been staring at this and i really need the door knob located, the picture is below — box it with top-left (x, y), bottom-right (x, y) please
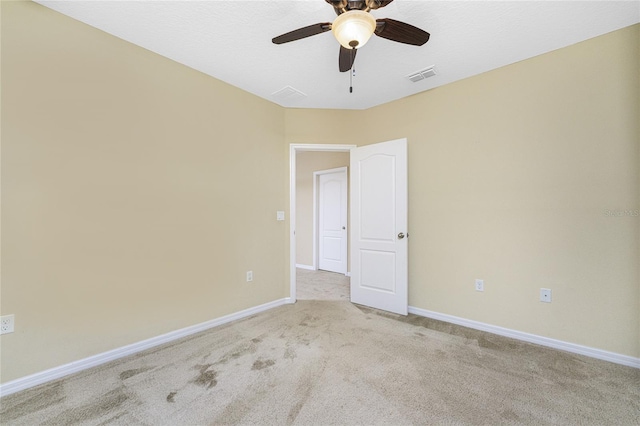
top-left (342, 226), bottom-right (346, 230)
top-left (398, 232), bottom-right (405, 239)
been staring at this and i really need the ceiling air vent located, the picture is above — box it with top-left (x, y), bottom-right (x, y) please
top-left (272, 86), bottom-right (307, 102)
top-left (407, 65), bottom-right (436, 83)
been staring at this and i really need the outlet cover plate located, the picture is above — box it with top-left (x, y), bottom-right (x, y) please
top-left (1, 315), bottom-right (15, 334)
top-left (475, 279), bottom-right (484, 292)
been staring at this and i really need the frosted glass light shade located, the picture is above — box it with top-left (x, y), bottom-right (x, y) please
top-left (332, 10), bottom-right (376, 49)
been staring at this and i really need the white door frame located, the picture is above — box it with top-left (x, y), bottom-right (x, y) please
top-left (314, 166), bottom-right (348, 274)
top-left (289, 144), bottom-right (357, 303)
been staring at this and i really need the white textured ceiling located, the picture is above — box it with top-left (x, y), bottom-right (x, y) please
top-left (35, 0), bottom-right (639, 110)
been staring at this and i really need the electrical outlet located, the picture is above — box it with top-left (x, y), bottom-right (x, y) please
top-left (1, 315), bottom-right (15, 335)
top-left (540, 288), bottom-right (552, 303)
top-left (246, 271), bottom-right (253, 282)
top-left (475, 279), bottom-right (484, 292)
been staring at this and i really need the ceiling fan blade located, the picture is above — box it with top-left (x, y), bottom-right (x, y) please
top-left (272, 23), bottom-right (332, 44)
top-left (339, 46), bottom-right (357, 72)
top-left (375, 18), bottom-right (430, 46)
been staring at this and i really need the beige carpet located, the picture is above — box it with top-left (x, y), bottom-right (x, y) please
top-left (1, 300), bottom-right (638, 425)
top-left (296, 268), bottom-right (350, 301)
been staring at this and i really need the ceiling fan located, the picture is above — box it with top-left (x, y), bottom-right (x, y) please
top-left (272, 0), bottom-right (430, 73)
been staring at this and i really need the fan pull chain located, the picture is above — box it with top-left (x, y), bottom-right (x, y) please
top-left (349, 47), bottom-right (355, 93)
top-left (349, 67), bottom-right (353, 93)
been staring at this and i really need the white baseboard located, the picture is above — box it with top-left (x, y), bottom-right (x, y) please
top-left (295, 264), bottom-right (315, 271)
top-left (408, 306), bottom-right (640, 369)
top-left (345, 272), bottom-right (351, 277)
top-left (0, 298), bottom-right (290, 397)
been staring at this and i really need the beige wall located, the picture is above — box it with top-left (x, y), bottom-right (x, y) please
top-left (295, 151), bottom-right (349, 268)
top-left (1, 1), bottom-right (638, 386)
top-left (1, 1), bottom-right (288, 382)
top-left (286, 24), bottom-right (640, 358)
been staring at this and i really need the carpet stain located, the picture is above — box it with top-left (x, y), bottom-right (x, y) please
top-left (477, 336), bottom-right (502, 350)
top-left (252, 359), bottom-right (276, 370)
top-left (435, 349), bottom-right (448, 360)
top-left (500, 409), bottom-right (521, 422)
top-left (215, 343), bottom-right (257, 364)
top-left (214, 395), bottom-right (254, 424)
top-left (119, 366), bottom-right (153, 380)
top-left (550, 356), bottom-right (590, 380)
top-left (477, 335), bottom-right (519, 351)
top-left (286, 388), bottom-right (308, 425)
top-left (96, 412), bottom-right (128, 425)
top-left (251, 337), bottom-right (262, 343)
top-left (297, 337), bottom-right (311, 346)
top-left (47, 387), bottom-right (129, 425)
top-left (299, 314), bottom-right (320, 327)
top-left (286, 377), bottom-right (316, 425)
top-left (0, 381), bottom-right (66, 422)
top-left (284, 346), bottom-right (296, 360)
top-left (166, 391), bottom-right (177, 403)
top-left (192, 364), bottom-right (218, 388)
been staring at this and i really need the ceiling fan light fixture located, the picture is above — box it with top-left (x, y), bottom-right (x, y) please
top-left (332, 10), bottom-right (376, 49)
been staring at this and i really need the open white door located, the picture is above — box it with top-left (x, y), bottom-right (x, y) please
top-left (350, 138), bottom-right (408, 315)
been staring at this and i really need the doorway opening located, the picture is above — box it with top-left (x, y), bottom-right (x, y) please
top-left (289, 144), bottom-right (356, 303)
